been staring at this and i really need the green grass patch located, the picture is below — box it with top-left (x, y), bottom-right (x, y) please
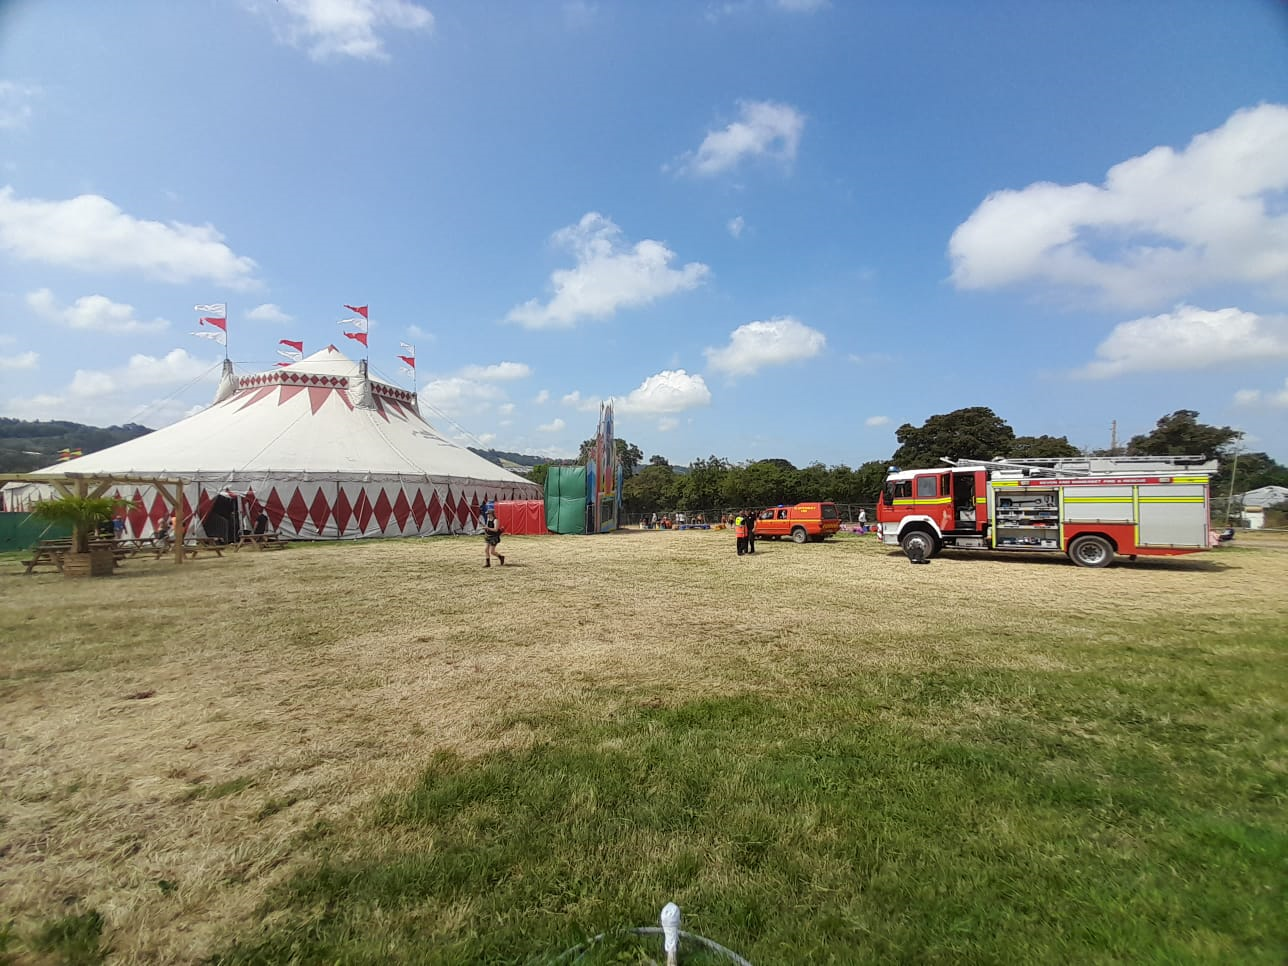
top-left (216, 621), bottom-right (1287, 965)
top-left (185, 776), bottom-right (255, 802)
top-left (33, 909), bottom-right (109, 965)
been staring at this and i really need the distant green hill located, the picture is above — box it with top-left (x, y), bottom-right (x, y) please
top-left (0, 418), bottom-right (154, 474)
top-left (469, 448), bottom-right (578, 473)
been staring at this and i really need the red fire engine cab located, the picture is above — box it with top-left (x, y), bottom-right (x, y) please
top-left (876, 456), bottom-right (1218, 567)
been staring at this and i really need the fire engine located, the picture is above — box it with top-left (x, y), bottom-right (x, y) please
top-left (876, 456), bottom-right (1218, 567)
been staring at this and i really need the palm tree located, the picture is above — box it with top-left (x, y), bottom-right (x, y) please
top-left (29, 495), bottom-right (126, 554)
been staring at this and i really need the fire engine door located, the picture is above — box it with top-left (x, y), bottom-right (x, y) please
top-left (952, 473), bottom-right (978, 530)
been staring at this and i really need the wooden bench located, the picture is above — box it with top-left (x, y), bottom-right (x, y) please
top-left (21, 539), bottom-right (71, 574)
top-left (21, 539), bottom-right (129, 573)
top-left (183, 537), bottom-right (226, 558)
top-left (235, 532), bottom-right (287, 551)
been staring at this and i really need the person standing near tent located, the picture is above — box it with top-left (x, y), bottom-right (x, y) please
top-left (858, 507), bottom-right (867, 533)
top-left (483, 511), bottom-right (505, 567)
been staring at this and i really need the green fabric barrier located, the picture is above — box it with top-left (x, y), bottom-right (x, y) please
top-left (544, 467), bottom-right (587, 534)
top-left (0, 512), bottom-right (70, 553)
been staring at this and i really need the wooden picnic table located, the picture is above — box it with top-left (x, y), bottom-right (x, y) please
top-left (21, 538), bottom-right (132, 574)
top-left (235, 532), bottom-right (288, 551)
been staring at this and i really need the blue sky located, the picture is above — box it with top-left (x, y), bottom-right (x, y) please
top-left (1, 0), bottom-right (1286, 466)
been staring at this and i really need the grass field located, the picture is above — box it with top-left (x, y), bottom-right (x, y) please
top-left (1, 530), bottom-right (1285, 964)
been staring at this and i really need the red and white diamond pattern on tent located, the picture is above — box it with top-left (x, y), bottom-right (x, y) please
top-left (93, 481), bottom-right (533, 541)
top-left (392, 489), bottom-right (412, 532)
top-left (149, 491), bottom-right (169, 532)
top-left (308, 487), bottom-right (332, 535)
top-left (264, 488), bottom-right (287, 532)
top-left (285, 487), bottom-right (311, 534)
top-left (195, 489), bottom-right (214, 530)
top-left (242, 487), bottom-right (263, 523)
top-left (353, 489), bottom-right (375, 534)
top-left (333, 487), bottom-right (354, 537)
top-left (371, 489), bottom-right (394, 531)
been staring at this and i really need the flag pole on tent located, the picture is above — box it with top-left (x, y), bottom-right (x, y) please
top-left (339, 304), bottom-right (369, 359)
top-left (193, 302), bottom-right (228, 357)
top-left (398, 342), bottom-right (417, 393)
top-left (277, 338), bottom-right (304, 367)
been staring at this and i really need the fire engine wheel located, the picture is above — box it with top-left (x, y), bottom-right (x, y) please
top-left (1069, 534), bottom-right (1114, 568)
top-left (791, 527), bottom-right (808, 544)
top-left (900, 530), bottom-right (937, 560)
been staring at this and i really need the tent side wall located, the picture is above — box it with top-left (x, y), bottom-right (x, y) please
top-left (103, 477), bottom-right (541, 541)
top-left (544, 467), bottom-right (587, 534)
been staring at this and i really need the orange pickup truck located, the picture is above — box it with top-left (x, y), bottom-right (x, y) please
top-left (753, 501), bottom-right (840, 543)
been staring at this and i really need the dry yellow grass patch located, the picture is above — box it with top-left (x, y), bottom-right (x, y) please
top-left (1, 531), bottom-right (1284, 962)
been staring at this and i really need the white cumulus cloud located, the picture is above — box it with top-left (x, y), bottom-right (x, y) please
top-left (727, 215), bottom-right (746, 239)
top-left (615, 370), bottom-right (712, 415)
top-left (865, 415), bottom-right (889, 427)
top-left (507, 213), bottom-right (709, 329)
top-left (0, 187), bottom-right (258, 287)
top-left (458, 361), bottom-right (532, 381)
top-left (27, 288), bottom-right (169, 334)
top-left (949, 103), bottom-right (1288, 309)
top-left (677, 100), bottom-right (805, 177)
top-left (0, 351), bottom-right (38, 370)
top-left (538, 418), bottom-right (566, 432)
top-left (247, 303), bottom-right (292, 323)
top-left (1074, 304), bottom-right (1288, 379)
top-left (534, 389), bottom-right (550, 404)
top-left (1234, 379), bottom-right (1288, 408)
top-left (264, 0), bottom-right (434, 61)
top-left (2, 349), bottom-right (219, 425)
top-left (419, 376), bottom-right (505, 416)
top-left (704, 316), bottom-right (826, 376)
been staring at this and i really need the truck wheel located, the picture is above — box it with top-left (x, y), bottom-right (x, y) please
top-left (1068, 535), bottom-right (1114, 568)
top-left (900, 530), bottom-right (936, 560)
top-left (791, 527), bottom-right (808, 544)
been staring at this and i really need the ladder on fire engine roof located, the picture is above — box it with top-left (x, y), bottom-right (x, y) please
top-left (938, 455), bottom-right (1220, 478)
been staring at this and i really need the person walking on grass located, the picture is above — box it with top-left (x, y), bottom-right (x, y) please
top-left (483, 511), bottom-right (505, 567)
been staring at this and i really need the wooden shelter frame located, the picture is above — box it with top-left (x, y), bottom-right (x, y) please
top-left (1, 472), bottom-right (191, 565)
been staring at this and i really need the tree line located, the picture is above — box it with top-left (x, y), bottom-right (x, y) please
top-left (524, 408), bottom-right (1288, 516)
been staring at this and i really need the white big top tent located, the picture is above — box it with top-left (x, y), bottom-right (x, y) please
top-left (8, 346), bottom-right (541, 540)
